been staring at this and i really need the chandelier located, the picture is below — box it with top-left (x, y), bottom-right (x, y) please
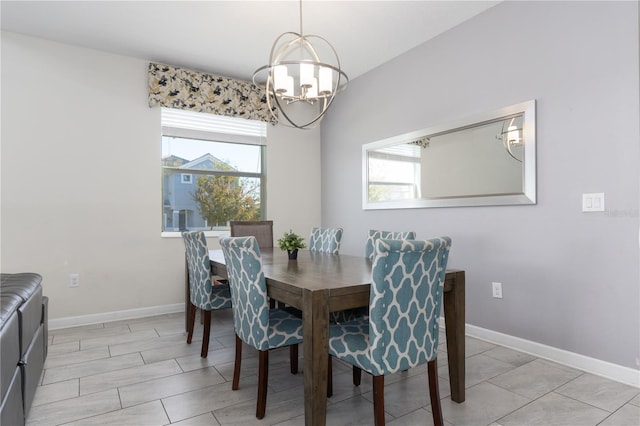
top-left (252, 0), bottom-right (348, 129)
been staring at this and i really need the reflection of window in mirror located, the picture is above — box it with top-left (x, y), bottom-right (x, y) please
top-left (367, 144), bottom-right (421, 201)
top-left (362, 99), bottom-right (536, 209)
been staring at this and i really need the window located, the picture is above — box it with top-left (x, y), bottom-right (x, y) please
top-left (161, 108), bottom-right (267, 235)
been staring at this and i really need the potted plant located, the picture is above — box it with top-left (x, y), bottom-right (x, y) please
top-left (277, 230), bottom-right (307, 260)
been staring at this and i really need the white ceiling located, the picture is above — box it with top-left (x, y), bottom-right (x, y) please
top-left (1, 1), bottom-right (500, 82)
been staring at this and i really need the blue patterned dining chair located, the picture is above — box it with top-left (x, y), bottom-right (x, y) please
top-left (328, 229), bottom-right (418, 386)
top-left (219, 236), bottom-right (304, 420)
top-left (365, 229), bottom-right (416, 261)
top-left (182, 231), bottom-right (232, 358)
top-left (328, 237), bottom-right (452, 426)
top-left (306, 227), bottom-right (352, 323)
top-left (308, 227), bottom-right (343, 255)
top-left (337, 229), bottom-right (415, 325)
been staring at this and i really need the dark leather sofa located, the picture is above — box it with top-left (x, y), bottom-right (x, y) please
top-left (0, 273), bottom-right (48, 426)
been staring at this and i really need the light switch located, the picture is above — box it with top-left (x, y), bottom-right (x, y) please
top-left (582, 193), bottom-right (605, 212)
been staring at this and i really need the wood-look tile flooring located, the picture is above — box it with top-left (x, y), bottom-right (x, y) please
top-left (29, 310), bottom-right (639, 425)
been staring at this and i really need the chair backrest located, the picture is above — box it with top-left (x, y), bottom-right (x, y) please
top-left (182, 231), bottom-right (214, 310)
top-left (308, 227), bottom-right (343, 254)
top-left (230, 220), bottom-right (273, 248)
top-left (368, 237), bottom-right (451, 376)
top-left (365, 229), bottom-right (416, 261)
top-left (218, 236), bottom-right (271, 351)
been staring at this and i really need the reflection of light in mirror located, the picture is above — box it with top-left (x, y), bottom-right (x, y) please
top-left (497, 115), bottom-right (524, 162)
top-left (507, 124), bottom-right (520, 145)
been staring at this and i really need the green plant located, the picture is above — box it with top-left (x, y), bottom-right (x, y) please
top-left (277, 230), bottom-right (307, 252)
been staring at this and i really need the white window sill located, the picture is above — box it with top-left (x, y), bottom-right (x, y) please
top-left (161, 230), bottom-right (231, 238)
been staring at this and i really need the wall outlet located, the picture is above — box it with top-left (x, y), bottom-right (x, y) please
top-left (69, 273), bottom-right (80, 288)
top-left (492, 282), bottom-right (503, 299)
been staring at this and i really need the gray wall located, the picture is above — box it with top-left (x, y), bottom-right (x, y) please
top-left (321, 1), bottom-right (639, 369)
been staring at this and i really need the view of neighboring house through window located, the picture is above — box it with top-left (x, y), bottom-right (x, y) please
top-left (161, 108), bottom-right (266, 234)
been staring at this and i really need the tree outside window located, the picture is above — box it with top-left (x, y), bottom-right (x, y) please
top-left (192, 174), bottom-right (260, 229)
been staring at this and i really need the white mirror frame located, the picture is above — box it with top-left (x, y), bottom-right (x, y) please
top-left (362, 100), bottom-right (536, 210)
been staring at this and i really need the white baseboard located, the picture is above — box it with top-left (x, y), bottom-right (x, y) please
top-left (464, 323), bottom-right (640, 388)
top-left (48, 303), bottom-right (184, 330)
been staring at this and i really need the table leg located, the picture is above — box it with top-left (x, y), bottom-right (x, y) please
top-left (302, 289), bottom-right (329, 426)
top-left (443, 270), bottom-right (465, 403)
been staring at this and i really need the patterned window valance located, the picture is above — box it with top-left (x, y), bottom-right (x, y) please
top-left (148, 62), bottom-right (276, 124)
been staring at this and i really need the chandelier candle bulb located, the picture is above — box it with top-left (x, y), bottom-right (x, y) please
top-left (300, 63), bottom-right (314, 88)
top-left (307, 78), bottom-right (318, 98)
top-left (319, 67), bottom-right (332, 94)
top-left (285, 76), bottom-right (294, 97)
top-left (274, 65), bottom-right (289, 93)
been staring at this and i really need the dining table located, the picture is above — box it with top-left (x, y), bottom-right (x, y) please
top-left (202, 247), bottom-right (466, 426)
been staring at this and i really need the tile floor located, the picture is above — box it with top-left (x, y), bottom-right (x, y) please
top-left (29, 310), bottom-right (639, 425)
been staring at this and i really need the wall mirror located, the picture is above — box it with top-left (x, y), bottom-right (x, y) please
top-left (362, 100), bottom-right (536, 209)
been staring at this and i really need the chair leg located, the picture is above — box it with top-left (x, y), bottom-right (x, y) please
top-left (289, 344), bottom-right (298, 374)
top-left (232, 335), bottom-right (242, 390)
top-left (201, 310), bottom-right (212, 357)
top-left (353, 366), bottom-right (362, 386)
top-left (327, 356), bottom-right (333, 398)
top-left (428, 360), bottom-right (444, 426)
top-left (256, 350), bottom-right (269, 419)
top-left (186, 302), bottom-right (197, 344)
top-left (372, 375), bottom-right (385, 426)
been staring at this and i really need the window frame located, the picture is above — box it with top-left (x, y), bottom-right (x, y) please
top-left (160, 109), bottom-right (267, 238)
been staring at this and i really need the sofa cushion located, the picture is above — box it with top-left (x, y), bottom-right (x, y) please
top-left (0, 274), bottom-right (42, 301)
top-left (0, 367), bottom-right (23, 426)
top-left (1, 273), bottom-right (43, 357)
top-left (17, 287), bottom-right (42, 357)
top-left (0, 293), bottom-right (22, 326)
top-left (0, 313), bottom-right (20, 402)
top-left (21, 325), bottom-right (44, 416)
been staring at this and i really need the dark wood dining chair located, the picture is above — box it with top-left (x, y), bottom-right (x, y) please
top-left (229, 220), bottom-right (273, 248)
top-left (230, 220), bottom-right (277, 306)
